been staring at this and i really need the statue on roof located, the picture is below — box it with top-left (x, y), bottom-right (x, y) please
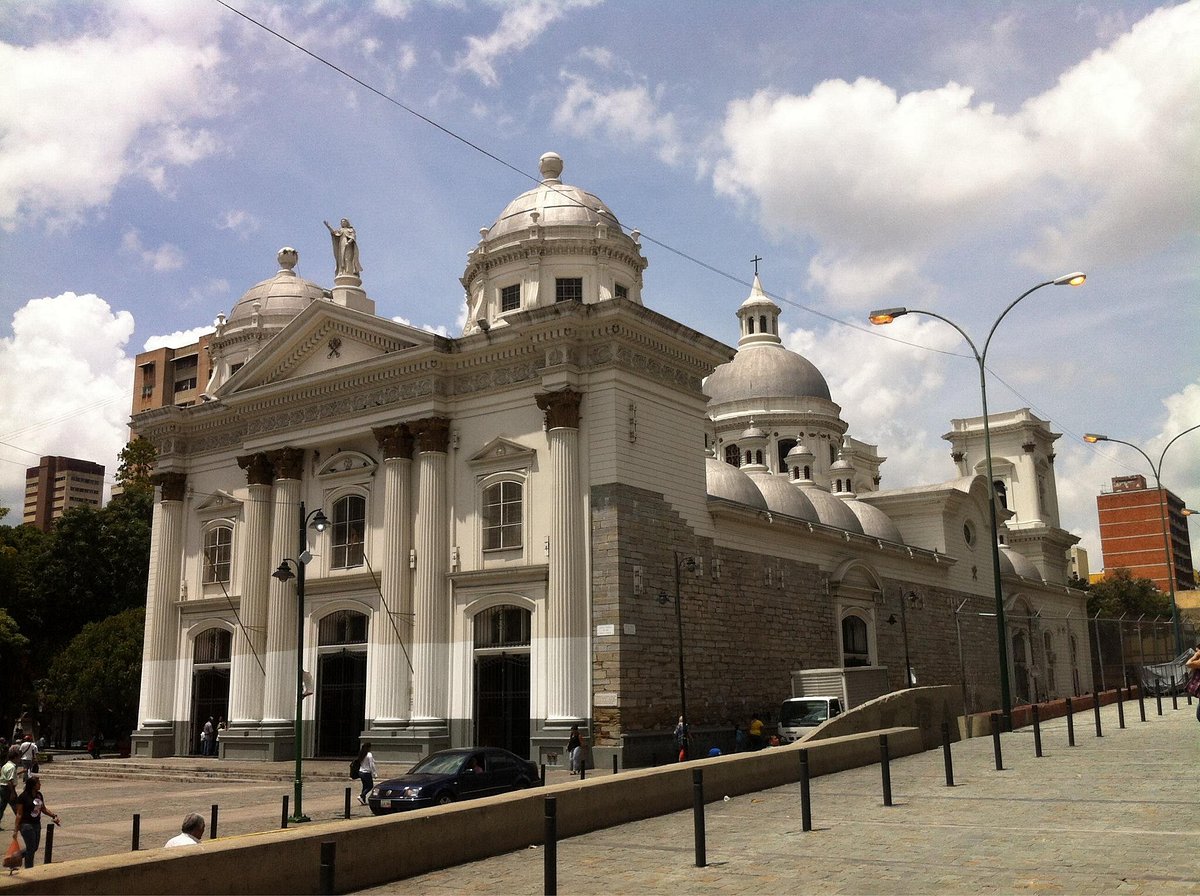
top-left (324, 218), bottom-right (363, 277)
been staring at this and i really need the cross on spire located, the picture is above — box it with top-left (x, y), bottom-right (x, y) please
top-left (751, 255), bottom-right (763, 276)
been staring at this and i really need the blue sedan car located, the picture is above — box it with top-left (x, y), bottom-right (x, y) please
top-left (367, 747), bottom-right (539, 815)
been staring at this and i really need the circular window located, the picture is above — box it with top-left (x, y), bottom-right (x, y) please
top-left (963, 521), bottom-right (976, 546)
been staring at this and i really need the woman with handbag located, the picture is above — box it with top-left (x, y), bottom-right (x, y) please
top-left (1185, 645), bottom-right (1200, 722)
top-left (11, 775), bottom-right (59, 869)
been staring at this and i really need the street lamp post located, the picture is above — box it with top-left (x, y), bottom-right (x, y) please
top-left (658, 551), bottom-right (697, 760)
top-left (271, 501), bottom-right (329, 824)
top-left (870, 272), bottom-right (1085, 723)
top-left (1083, 423), bottom-right (1200, 656)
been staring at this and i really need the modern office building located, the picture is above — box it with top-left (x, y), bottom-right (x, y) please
top-left (132, 335), bottom-right (214, 419)
top-left (131, 152), bottom-right (1091, 764)
top-left (23, 455), bottom-right (106, 531)
top-left (1096, 474), bottom-right (1195, 591)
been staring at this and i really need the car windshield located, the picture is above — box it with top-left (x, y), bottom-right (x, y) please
top-left (780, 700), bottom-right (830, 726)
top-left (410, 753), bottom-right (468, 775)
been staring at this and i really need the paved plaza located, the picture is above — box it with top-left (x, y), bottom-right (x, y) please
top-left (360, 699), bottom-right (1200, 895)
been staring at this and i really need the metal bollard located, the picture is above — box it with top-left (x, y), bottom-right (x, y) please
top-left (1031, 703), bottom-right (1043, 758)
top-left (941, 721), bottom-right (954, 787)
top-left (879, 734), bottom-right (893, 806)
top-left (44, 822), bottom-right (54, 864)
top-left (1172, 687), bottom-right (1178, 711)
top-left (345, 787), bottom-right (352, 819)
top-left (692, 769), bottom-right (707, 867)
top-left (799, 750), bottom-right (812, 831)
top-left (282, 795), bottom-right (290, 829)
top-left (132, 813), bottom-right (140, 851)
top-left (990, 713), bottom-right (1003, 770)
top-left (211, 803), bottom-right (218, 840)
top-left (319, 841), bottom-right (336, 896)
top-left (1188, 685), bottom-right (1193, 707)
top-left (1092, 691), bottom-right (1103, 737)
top-left (540, 762), bottom-right (546, 786)
top-left (1137, 686), bottom-right (1146, 722)
top-left (579, 760), bottom-right (586, 781)
top-left (613, 754), bottom-right (618, 775)
top-left (1117, 688), bottom-right (1126, 729)
top-left (544, 796), bottom-right (558, 896)
top-left (1066, 697), bottom-right (1075, 747)
top-left (1155, 688), bottom-right (1163, 716)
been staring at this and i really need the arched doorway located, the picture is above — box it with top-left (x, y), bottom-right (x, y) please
top-left (316, 610), bottom-right (367, 757)
top-left (191, 628), bottom-right (231, 756)
top-left (473, 605), bottom-right (531, 758)
top-left (1012, 631), bottom-right (1031, 705)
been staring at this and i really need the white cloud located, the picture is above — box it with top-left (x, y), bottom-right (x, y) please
top-left (0, 5), bottom-right (229, 230)
top-left (554, 73), bottom-right (683, 165)
top-left (120, 228), bottom-right (185, 272)
top-left (217, 210), bottom-right (261, 234)
top-left (456, 0), bottom-right (600, 86)
top-left (142, 326), bottom-right (215, 352)
top-left (373, 0), bottom-right (415, 19)
top-left (0, 293), bottom-right (135, 509)
top-left (711, 2), bottom-right (1200, 306)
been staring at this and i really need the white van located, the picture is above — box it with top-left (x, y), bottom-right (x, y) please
top-left (777, 696), bottom-right (842, 744)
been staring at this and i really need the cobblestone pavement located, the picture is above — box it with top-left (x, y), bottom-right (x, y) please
top-left (361, 699), bottom-right (1200, 895)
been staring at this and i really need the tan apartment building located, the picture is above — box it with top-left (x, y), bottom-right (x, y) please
top-left (23, 455), bottom-right (106, 531)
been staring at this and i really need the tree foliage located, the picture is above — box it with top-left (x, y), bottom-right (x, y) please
top-left (116, 437), bottom-right (157, 497)
top-left (1086, 568), bottom-right (1172, 619)
top-left (44, 607), bottom-right (144, 734)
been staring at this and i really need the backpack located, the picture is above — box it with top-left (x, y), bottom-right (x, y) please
top-left (349, 758), bottom-right (361, 780)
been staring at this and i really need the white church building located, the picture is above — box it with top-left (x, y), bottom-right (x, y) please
top-left (132, 152), bottom-right (1091, 765)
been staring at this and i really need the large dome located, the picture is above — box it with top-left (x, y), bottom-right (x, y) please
top-left (486, 152), bottom-right (622, 241)
top-left (228, 248), bottom-right (327, 324)
top-left (706, 343), bottom-right (832, 405)
top-left (999, 545), bottom-right (1043, 581)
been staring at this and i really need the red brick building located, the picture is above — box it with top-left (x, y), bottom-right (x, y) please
top-left (1096, 474), bottom-right (1195, 591)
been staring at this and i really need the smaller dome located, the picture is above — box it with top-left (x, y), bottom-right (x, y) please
top-left (228, 248), bottom-right (327, 324)
top-left (706, 454), bottom-right (768, 510)
top-left (799, 484), bottom-right (864, 533)
top-left (999, 545), bottom-right (1042, 581)
top-left (842, 500), bottom-right (904, 543)
top-left (746, 470), bottom-right (819, 522)
top-left (486, 153), bottom-right (623, 242)
top-left (740, 421), bottom-right (768, 441)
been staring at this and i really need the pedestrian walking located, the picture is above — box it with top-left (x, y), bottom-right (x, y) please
top-left (355, 743), bottom-right (377, 806)
top-left (12, 774), bottom-right (59, 868)
top-left (0, 748), bottom-right (17, 830)
top-left (201, 718), bottom-right (214, 757)
top-left (566, 725), bottom-right (583, 774)
top-left (673, 716), bottom-right (689, 761)
top-left (16, 737), bottom-right (36, 774)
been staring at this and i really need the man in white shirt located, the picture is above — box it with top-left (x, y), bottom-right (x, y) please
top-left (0, 747), bottom-right (17, 829)
top-left (165, 813), bottom-right (205, 847)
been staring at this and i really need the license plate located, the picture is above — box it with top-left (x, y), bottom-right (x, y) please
top-left (380, 800), bottom-right (392, 808)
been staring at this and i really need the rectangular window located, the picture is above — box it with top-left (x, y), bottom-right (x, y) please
top-left (614, 283), bottom-right (628, 300)
top-left (332, 495), bottom-right (366, 569)
top-left (482, 480), bottom-right (523, 550)
top-left (500, 283), bottom-right (521, 312)
top-left (202, 525), bottom-right (233, 584)
top-left (555, 277), bottom-right (583, 303)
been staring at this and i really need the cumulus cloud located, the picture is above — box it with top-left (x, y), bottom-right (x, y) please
top-left (217, 209), bottom-right (261, 234)
top-left (711, 2), bottom-right (1200, 306)
top-left (143, 326), bottom-right (215, 352)
top-left (121, 228), bottom-right (185, 271)
top-left (0, 4), bottom-right (230, 230)
top-left (0, 293), bottom-right (136, 509)
top-left (554, 73), bottom-right (683, 165)
top-left (456, 0), bottom-right (601, 86)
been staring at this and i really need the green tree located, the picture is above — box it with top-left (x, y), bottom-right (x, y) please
top-left (44, 607), bottom-right (144, 736)
top-left (116, 437), bottom-right (157, 497)
top-left (1086, 568), bottom-right (1171, 619)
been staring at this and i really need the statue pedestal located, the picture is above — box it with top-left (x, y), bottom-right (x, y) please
top-left (332, 274), bottom-right (374, 315)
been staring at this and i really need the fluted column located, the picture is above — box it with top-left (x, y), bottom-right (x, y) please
top-left (137, 472), bottom-right (187, 728)
top-left (410, 417), bottom-right (450, 724)
top-left (229, 453), bottom-right (274, 727)
top-left (536, 390), bottom-right (586, 722)
top-left (262, 448), bottom-right (303, 726)
top-left (369, 424), bottom-right (415, 726)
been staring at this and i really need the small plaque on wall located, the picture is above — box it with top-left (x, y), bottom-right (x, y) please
top-left (595, 623), bottom-right (616, 637)
top-left (594, 692), bottom-right (619, 707)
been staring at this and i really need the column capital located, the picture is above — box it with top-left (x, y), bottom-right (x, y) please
top-left (411, 417), bottom-right (452, 454)
top-left (151, 471), bottom-right (187, 502)
top-left (237, 452), bottom-right (276, 486)
top-left (373, 424), bottom-right (416, 460)
top-left (536, 390), bottom-right (583, 430)
top-left (267, 447), bottom-right (305, 480)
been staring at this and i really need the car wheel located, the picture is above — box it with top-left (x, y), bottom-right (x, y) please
top-left (514, 777), bottom-right (531, 790)
top-left (435, 792), bottom-right (455, 806)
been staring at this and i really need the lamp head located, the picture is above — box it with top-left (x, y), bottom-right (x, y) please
top-left (272, 561), bottom-right (295, 583)
top-left (310, 509), bottom-right (329, 532)
top-left (868, 307), bottom-right (908, 325)
top-left (1053, 271), bottom-right (1086, 286)
top-left (1082, 433), bottom-right (1108, 443)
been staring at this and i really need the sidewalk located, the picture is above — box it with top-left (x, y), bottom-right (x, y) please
top-left (360, 698), bottom-right (1200, 894)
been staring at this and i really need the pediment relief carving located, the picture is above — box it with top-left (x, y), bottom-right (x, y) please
top-left (317, 450), bottom-right (378, 484)
top-left (467, 437), bottom-right (536, 470)
top-left (196, 489), bottom-right (241, 517)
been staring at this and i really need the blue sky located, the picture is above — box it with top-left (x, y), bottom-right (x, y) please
top-left (1, 0), bottom-right (1197, 570)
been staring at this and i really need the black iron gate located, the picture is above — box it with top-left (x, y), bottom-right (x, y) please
top-left (474, 653), bottom-right (530, 758)
top-left (190, 669), bottom-right (229, 756)
top-left (316, 650), bottom-right (367, 757)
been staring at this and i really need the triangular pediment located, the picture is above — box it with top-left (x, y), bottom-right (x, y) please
top-left (197, 489), bottom-right (241, 516)
top-left (216, 302), bottom-right (445, 395)
top-left (467, 436), bottom-right (537, 468)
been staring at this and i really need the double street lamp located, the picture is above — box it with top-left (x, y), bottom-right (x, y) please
top-left (658, 551), bottom-right (697, 760)
top-left (271, 501), bottom-right (329, 824)
top-left (870, 272), bottom-right (1086, 723)
top-left (1083, 423), bottom-right (1200, 656)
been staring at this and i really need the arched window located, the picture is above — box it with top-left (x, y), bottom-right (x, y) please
top-left (331, 494), bottom-right (366, 569)
top-left (759, 315), bottom-right (768, 333)
top-left (747, 317), bottom-right (755, 334)
top-left (724, 444), bottom-right (740, 467)
top-left (483, 480), bottom-right (523, 550)
top-left (475, 604), bottom-right (531, 647)
top-left (842, 615), bottom-right (870, 667)
top-left (994, 480), bottom-right (1008, 509)
top-left (318, 609), bottom-right (368, 645)
top-left (804, 465), bottom-right (811, 481)
top-left (755, 450), bottom-right (764, 465)
top-left (777, 438), bottom-right (796, 472)
top-left (194, 628), bottom-right (232, 664)
top-left (202, 524), bottom-right (233, 584)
